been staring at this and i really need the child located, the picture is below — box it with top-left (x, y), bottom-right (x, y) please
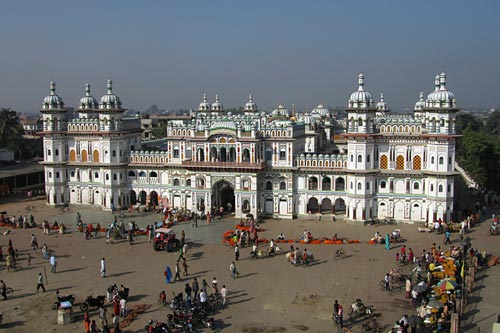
top-left (395, 252), bottom-right (400, 264)
top-left (27, 252), bottom-right (32, 265)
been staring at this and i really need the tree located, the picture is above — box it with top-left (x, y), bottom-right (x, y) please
top-left (0, 108), bottom-right (24, 158)
top-left (151, 124), bottom-right (167, 139)
top-left (455, 113), bottom-right (481, 134)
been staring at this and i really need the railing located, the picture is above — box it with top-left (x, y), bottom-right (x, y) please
top-left (182, 160), bottom-right (266, 170)
top-left (455, 162), bottom-right (478, 188)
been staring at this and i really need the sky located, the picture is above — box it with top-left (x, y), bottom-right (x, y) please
top-left (0, 1), bottom-right (499, 113)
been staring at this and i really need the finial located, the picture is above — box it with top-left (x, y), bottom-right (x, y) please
top-left (107, 78), bottom-right (113, 93)
top-left (50, 80), bottom-right (56, 95)
top-left (358, 73), bottom-right (365, 91)
top-left (419, 91), bottom-right (424, 100)
top-left (439, 72), bottom-right (446, 89)
top-left (215, 94), bottom-right (219, 102)
top-left (85, 83), bottom-right (91, 96)
top-left (249, 94), bottom-right (253, 102)
top-left (203, 93), bottom-right (207, 102)
top-left (434, 75), bottom-right (440, 91)
top-left (380, 93), bottom-right (384, 102)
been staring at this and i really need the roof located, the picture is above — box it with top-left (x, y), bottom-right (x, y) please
top-left (0, 161), bottom-right (44, 179)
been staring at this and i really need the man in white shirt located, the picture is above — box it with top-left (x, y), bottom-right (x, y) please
top-left (220, 285), bottom-right (228, 306)
top-left (199, 290), bottom-right (207, 310)
top-left (119, 298), bottom-right (127, 317)
top-left (50, 254), bottom-right (57, 273)
top-left (101, 258), bottom-right (106, 278)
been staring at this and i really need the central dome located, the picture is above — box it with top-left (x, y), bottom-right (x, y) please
top-left (42, 80), bottom-right (65, 110)
top-left (99, 79), bottom-right (122, 110)
top-left (79, 83), bottom-right (98, 110)
top-left (211, 95), bottom-right (223, 111)
top-left (348, 73), bottom-right (373, 109)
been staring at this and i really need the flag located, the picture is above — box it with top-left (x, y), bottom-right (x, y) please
top-left (165, 266), bottom-right (172, 283)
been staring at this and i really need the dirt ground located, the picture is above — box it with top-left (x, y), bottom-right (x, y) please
top-left (0, 194), bottom-right (498, 333)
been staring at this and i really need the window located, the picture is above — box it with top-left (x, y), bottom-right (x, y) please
top-left (112, 150), bottom-right (116, 157)
top-left (186, 179), bottom-right (191, 187)
top-left (242, 180), bottom-right (249, 190)
top-left (266, 181), bottom-right (273, 190)
top-left (438, 185), bottom-right (443, 193)
top-left (149, 171), bottom-right (158, 177)
top-left (95, 172), bottom-right (99, 179)
top-left (367, 155), bottom-right (370, 163)
top-left (113, 174), bottom-right (117, 181)
top-left (173, 178), bottom-right (180, 186)
top-left (173, 148), bottom-right (179, 158)
top-left (431, 156), bottom-right (435, 164)
top-left (56, 172), bottom-right (60, 178)
top-left (128, 171), bottom-right (136, 177)
top-left (448, 157), bottom-right (452, 165)
top-left (280, 182), bottom-right (286, 190)
top-left (366, 182), bottom-right (370, 190)
top-left (105, 174), bottom-right (109, 181)
top-left (413, 182), bottom-right (420, 190)
top-left (55, 149), bottom-right (59, 156)
top-left (139, 171), bottom-right (146, 177)
top-left (430, 184), bottom-right (434, 192)
top-left (70, 171), bottom-right (75, 177)
top-left (358, 118), bottom-right (363, 126)
top-left (357, 155), bottom-right (362, 163)
top-left (47, 149), bottom-right (51, 156)
top-left (380, 181), bottom-right (386, 189)
top-left (279, 150), bottom-right (286, 161)
top-left (350, 155), bottom-right (354, 162)
top-left (439, 157), bottom-right (444, 165)
top-left (48, 172), bottom-right (52, 178)
top-left (350, 182), bottom-right (353, 190)
top-left (440, 119), bottom-right (445, 127)
top-left (357, 182), bottom-right (362, 190)
top-left (447, 184), bottom-right (451, 193)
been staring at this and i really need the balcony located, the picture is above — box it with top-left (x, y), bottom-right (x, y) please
top-left (182, 160), bottom-right (266, 172)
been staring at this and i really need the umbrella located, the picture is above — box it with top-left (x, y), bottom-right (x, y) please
top-left (426, 298), bottom-right (444, 309)
top-left (413, 282), bottom-right (427, 293)
top-left (408, 315), bottom-right (424, 326)
top-left (437, 279), bottom-right (458, 291)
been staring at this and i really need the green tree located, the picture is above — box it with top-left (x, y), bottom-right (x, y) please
top-left (455, 113), bottom-right (481, 134)
top-left (151, 124), bottom-right (167, 139)
top-left (0, 108), bottom-right (24, 158)
top-left (482, 110), bottom-right (500, 135)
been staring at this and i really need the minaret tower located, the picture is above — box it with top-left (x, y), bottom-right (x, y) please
top-left (40, 80), bottom-right (68, 205)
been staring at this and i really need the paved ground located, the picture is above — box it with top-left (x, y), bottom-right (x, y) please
top-left (0, 195), bottom-right (498, 333)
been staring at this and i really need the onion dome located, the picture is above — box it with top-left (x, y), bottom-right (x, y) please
top-left (310, 110), bottom-right (322, 121)
top-left (244, 94), bottom-right (257, 111)
top-left (99, 79), bottom-right (122, 109)
top-left (348, 73), bottom-right (373, 109)
top-left (272, 104), bottom-right (289, 117)
top-left (198, 93), bottom-right (210, 111)
top-left (426, 75), bottom-right (440, 102)
top-left (300, 112), bottom-right (316, 124)
top-left (376, 93), bottom-right (389, 111)
top-left (312, 104), bottom-right (329, 117)
top-left (211, 94), bottom-right (223, 111)
top-left (211, 118), bottom-right (237, 131)
top-left (425, 72), bottom-right (456, 108)
top-left (414, 92), bottom-right (425, 111)
top-left (42, 80), bottom-right (65, 110)
top-left (78, 83), bottom-right (98, 110)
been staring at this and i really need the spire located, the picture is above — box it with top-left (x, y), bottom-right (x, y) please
top-left (85, 83), bottom-right (91, 96)
top-left (50, 80), bottom-right (56, 95)
top-left (215, 94), bottom-right (219, 103)
top-left (434, 75), bottom-right (440, 91)
top-left (419, 92), bottom-right (424, 101)
top-left (439, 72), bottom-right (447, 90)
top-left (203, 93), bottom-right (207, 102)
top-left (380, 93), bottom-right (384, 102)
top-left (358, 73), bottom-right (365, 91)
top-left (249, 94), bottom-right (253, 103)
top-left (107, 78), bottom-right (113, 94)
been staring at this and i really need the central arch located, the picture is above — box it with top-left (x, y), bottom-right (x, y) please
top-left (212, 180), bottom-right (235, 214)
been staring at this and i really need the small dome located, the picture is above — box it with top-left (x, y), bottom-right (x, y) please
top-left (376, 93), bottom-right (389, 111)
top-left (310, 110), bottom-right (322, 120)
top-left (300, 112), bottom-right (315, 124)
top-left (78, 83), bottom-right (98, 110)
top-left (414, 92), bottom-right (425, 111)
top-left (425, 73), bottom-right (456, 108)
top-left (42, 80), bottom-right (65, 110)
top-left (211, 118), bottom-right (237, 131)
top-left (198, 93), bottom-right (210, 111)
top-left (272, 104), bottom-right (289, 117)
top-left (244, 94), bottom-right (257, 111)
top-left (211, 94), bottom-right (223, 111)
top-left (313, 104), bottom-right (329, 117)
top-left (99, 79), bottom-right (122, 109)
top-left (348, 73), bottom-right (373, 109)
top-left (426, 75), bottom-right (440, 102)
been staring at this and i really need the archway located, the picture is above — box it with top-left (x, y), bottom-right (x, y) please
top-left (322, 177), bottom-right (331, 190)
top-left (220, 147), bottom-right (227, 162)
top-left (212, 180), bottom-right (235, 215)
top-left (307, 197), bottom-right (319, 214)
top-left (130, 190), bottom-right (137, 205)
top-left (335, 178), bottom-right (345, 191)
top-left (334, 198), bottom-right (346, 213)
top-left (242, 199), bottom-right (251, 213)
top-left (321, 198), bottom-right (332, 213)
top-left (150, 190), bottom-right (159, 207)
top-left (139, 190), bottom-right (147, 205)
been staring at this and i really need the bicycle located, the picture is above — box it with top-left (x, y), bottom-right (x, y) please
top-left (334, 248), bottom-right (347, 260)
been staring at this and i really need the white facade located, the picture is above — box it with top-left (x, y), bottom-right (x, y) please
top-left (40, 73), bottom-right (459, 223)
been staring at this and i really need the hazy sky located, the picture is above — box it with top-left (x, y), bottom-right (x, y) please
top-left (1, 1), bottom-right (499, 113)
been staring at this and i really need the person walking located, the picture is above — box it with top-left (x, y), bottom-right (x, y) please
top-left (100, 258), bottom-right (106, 278)
top-left (185, 283), bottom-right (192, 305)
top-left (99, 306), bottom-right (108, 327)
top-left (444, 230), bottom-right (451, 245)
top-left (1, 280), bottom-right (7, 300)
top-left (192, 278), bottom-right (199, 300)
top-left (202, 279), bottom-right (208, 294)
top-left (173, 261), bottom-right (182, 282)
top-left (112, 314), bottom-right (121, 333)
top-left (385, 234), bottom-right (391, 250)
top-left (84, 311), bottom-right (91, 333)
top-left (230, 261), bottom-right (238, 279)
top-left (192, 214), bottom-right (198, 228)
top-left (182, 258), bottom-right (189, 276)
top-left (337, 304), bottom-right (343, 328)
top-left (119, 297), bottom-right (127, 317)
top-left (36, 272), bottom-right (46, 292)
top-left (384, 273), bottom-right (391, 291)
top-left (234, 245), bottom-right (240, 261)
top-left (220, 284), bottom-right (228, 306)
top-left (50, 254), bottom-right (57, 273)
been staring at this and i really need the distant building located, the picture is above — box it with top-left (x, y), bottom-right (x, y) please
top-left (39, 73), bottom-right (459, 223)
top-left (20, 118), bottom-right (42, 138)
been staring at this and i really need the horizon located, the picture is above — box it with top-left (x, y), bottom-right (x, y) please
top-left (1, 1), bottom-right (499, 114)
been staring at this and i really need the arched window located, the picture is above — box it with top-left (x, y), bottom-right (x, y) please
top-left (438, 185), bottom-right (443, 193)
top-left (56, 171), bottom-right (60, 178)
top-left (430, 184), bottom-right (434, 192)
top-left (280, 181), bottom-right (286, 190)
top-left (380, 155), bottom-right (388, 169)
top-left (266, 181), bottom-right (273, 190)
top-left (186, 179), bottom-right (191, 187)
top-left (242, 180), bottom-right (250, 190)
top-left (350, 182), bottom-right (353, 190)
top-left (48, 172), bottom-right (52, 178)
top-left (70, 171), bottom-right (75, 177)
top-left (413, 155), bottom-right (421, 170)
top-left (95, 172), bottom-right (99, 179)
top-left (81, 150), bottom-right (88, 162)
top-left (138, 171), bottom-right (146, 177)
top-left (367, 155), bottom-right (370, 163)
top-left (308, 177), bottom-right (318, 190)
top-left (335, 178), bottom-right (345, 191)
top-left (357, 155), bottom-right (362, 163)
top-left (350, 155), bottom-right (354, 162)
top-left (55, 149), bottom-right (59, 156)
top-left (358, 118), bottom-right (363, 126)
top-left (173, 178), bottom-right (180, 186)
top-left (431, 156), bottom-right (435, 164)
top-left (69, 150), bottom-right (76, 161)
top-left (380, 181), bottom-right (386, 189)
top-left (439, 157), bottom-right (444, 165)
top-left (396, 155), bottom-right (404, 170)
top-left (357, 182), bottom-right (361, 190)
top-left (105, 174), bottom-right (109, 180)
top-left (93, 149), bottom-right (99, 162)
top-left (149, 171), bottom-right (158, 177)
top-left (47, 149), bottom-right (52, 156)
top-left (413, 182), bottom-right (420, 190)
top-left (366, 182), bottom-right (370, 190)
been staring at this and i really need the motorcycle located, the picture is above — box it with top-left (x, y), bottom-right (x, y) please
top-left (362, 316), bottom-right (383, 332)
top-left (52, 293), bottom-right (76, 310)
top-left (80, 295), bottom-right (106, 311)
top-left (115, 287), bottom-right (129, 301)
top-left (192, 309), bottom-right (215, 329)
top-left (144, 319), bottom-right (171, 333)
top-left (348, 299), bottom-right (373, 319)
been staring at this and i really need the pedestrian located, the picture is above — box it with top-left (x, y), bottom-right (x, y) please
top-left (408, 248), bottom-right (414, 263)
top-left (27, 252), bottom-right (32, 266)
top-left (337, 304), bottom-right (343, 328)
top-left (173, 261), bottom-right (182, 282)
top-left (100, 258), bottom-right (106, 278)
top-left (147, 225), bottom-right (153, 243)
top-left (202, 279), bottom-right (208, 294)
top-left (199, 289), bottom-right (207, 310)
top-left (1, 280), bottom-right (7, 300)
top-left (50, 254), bottom-right (57, 273)
top-left (384, 273), bottom-right (390, 291)
top-left (234, 244), bottom-right (240, 261)
top-left (31, 234), bottom-right (38, 251)
top-left (84, 311), bottom-right (91, 333)
top-left (192, 214), bottom-right (198, 228)
top-left (192, 278), bottom-right (199, 300)
top-left (405, 279), bottom-right (411, 298)
top-left (36, 272), bottom-right (46, 292)
top-left (444, 230), bottom-right (451, 244)
top-left (182, 243), bottom-right (188, 257)
top-left (230, 261), bottom-right (238, 279)
top-left (112, 314), bottom-right (121, 333)
top-left (185, 283), bottom-right (192, 304)
top-left (99, 306), bottom-right (108, 327)
top-left (220, 284), bottom-right (228, 306)
top-left (182, 258), bottom-right (189, 276)
top-left (119, 297), bottom-right (127, 317)
top-left (6, 254), bottom-right (13, 271)
top-left (95, 223), bottom-right (101, 238)
top-left (0, 246), bottom-right (3, 262)
top-left (385, 234), bottom-right (391, 250)
top-left (113, 296), bottom-right (120, 316)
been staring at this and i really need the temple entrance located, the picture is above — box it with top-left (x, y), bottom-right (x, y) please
top-left (212, 180), bottom-right (235, 214)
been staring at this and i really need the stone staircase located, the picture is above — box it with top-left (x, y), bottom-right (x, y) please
top-left (455, 161), bottom-right (478, 189)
